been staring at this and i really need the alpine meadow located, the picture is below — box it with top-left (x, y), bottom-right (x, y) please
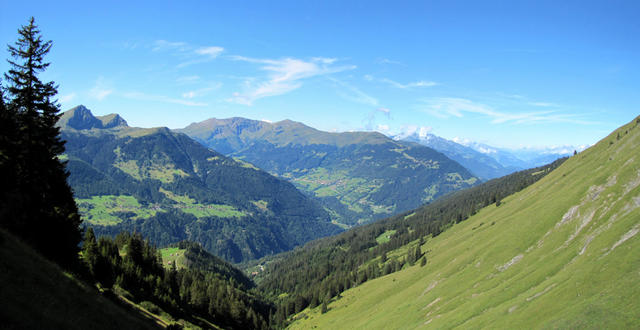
top-left (1, 3), bottom-right (639, 330)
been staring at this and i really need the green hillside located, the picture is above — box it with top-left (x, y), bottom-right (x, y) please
top-left (0, 229), bottom-right (160, 330)
top-left (59, 106), bottom-right (340, 262)
top-left (290, 116), bottom-right (640, 328)
top-left (178, 117), bottom-right (478, 226)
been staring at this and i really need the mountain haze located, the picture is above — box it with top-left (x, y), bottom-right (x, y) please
top-left (396, 132), bottom-right (517, 180)
top-left (59, 107), bottom-right (340, 262)
top-left (291, 116), bottom-right (640, 328)
top-left (178, 117), bottom-right (478, 225)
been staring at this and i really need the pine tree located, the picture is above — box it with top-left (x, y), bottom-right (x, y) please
top-left (82, 227), bottom-right (99, 275)
top-left (0, 17), bottom-right (82, 268)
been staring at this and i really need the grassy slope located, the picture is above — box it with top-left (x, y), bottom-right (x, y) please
top-left (0, 229), bottom-right (160, 330)
top-left (160, 247), bottom-right (187, 269)
top-left (291, 116), bottom-right (640, 329)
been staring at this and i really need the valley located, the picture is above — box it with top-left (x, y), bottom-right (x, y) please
top-left (178, 117), bottom-right (478, 226)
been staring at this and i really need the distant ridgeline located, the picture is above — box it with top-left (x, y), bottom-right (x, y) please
top-left (58, 106), bottom-right (341, 263)
top-left (177, 117), bottom-right (479, 226)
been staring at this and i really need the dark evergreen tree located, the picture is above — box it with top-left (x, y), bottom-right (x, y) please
top-left (82, 227), bottom-right (99, 275)
top-left (0, 17), bottom-right (82, 268)
top-left (321, 301), bottom-right (328, 314)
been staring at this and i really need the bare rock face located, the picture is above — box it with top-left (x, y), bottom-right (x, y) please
top-left (57, 105), bottom-right (128, 130)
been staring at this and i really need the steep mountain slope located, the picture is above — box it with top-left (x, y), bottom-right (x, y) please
top-left (59, 106), bottom-right (340, 262)
top-left (0, 229), bottom-right (160, 330)
top-left (178, 118), bottom-right (478, 226)
top-left (291, 116), bottom-right (640, 328)
top-left (396, 132), bottom-right (516, 180)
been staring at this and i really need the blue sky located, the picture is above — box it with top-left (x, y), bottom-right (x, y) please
top-left (1, 1), bottom-right (638, 149)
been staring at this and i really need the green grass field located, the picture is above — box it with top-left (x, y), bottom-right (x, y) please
top-left (76, 195), bottom-right (158, 225)
top-left (77, 190), bottom-right (246, 226)
top-left (159, 247), bottom-right (187, 269)
top-left (290, 116), bottom-right (640, 329)
top-left (375, 230), bottom-right (397, 244)
top-left (159, 187), bottom-right (246, 218)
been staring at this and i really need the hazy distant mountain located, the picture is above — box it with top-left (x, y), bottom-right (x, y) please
top-left (177, 118), bottom-right (479, 226)
top-left (394, 132), bottom-right (517, 180)
top-left (450, 138), bottom-right (583, 171)
top-left (59, 107), bottom-right (340, 262)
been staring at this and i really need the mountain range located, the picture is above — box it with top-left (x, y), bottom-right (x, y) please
top-left (58, 105), bottom-right (340, 262)
top-left (287, 115), bottom-right (640, 328)
top-left (177, 117), bottom-right (478, 226)
top-left (394, 131), bottom-right (581, 180)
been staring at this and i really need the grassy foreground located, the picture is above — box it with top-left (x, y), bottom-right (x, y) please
top-left (290, 116), bottom-right (640, 329)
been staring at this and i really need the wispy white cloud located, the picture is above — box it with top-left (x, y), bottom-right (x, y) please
top-left (195, 46), bottom-right (224, 58)
top-left (153, 40), bottom-right (224, 68)
top-left (380, 78), bottom-right (438, 89)
top-left (176, 75), bottom-right (201, 84)
top-left (330, 78), bottom-right (379, 107)
top-left (528, 101), bottom-right (558, 107)
top-left (420, 97), bottom-right (595, 125)
top-left (152, 40), bottom-right (188, 52)
top-left (365, 74), bottom-right (437, 89)
top-left (376, 58), bottom-right (405, 66)
top-left (89, 77), bottom-right (113, 101)
top-left (58, 92), bottom-right (77, 104)
top-left (363, 106), bottom-right (392, 130)
top-left (311, 57), bottom-right (338, 64)
top-left (397, 124), bottom-right (433, 139)
top-left (376, 124), bottom-right (390, 132)
top-left (124, 91), bottom-right (207, 107)
top-left (228, 57), bottom-right (355, 105)
top-left (181, 83), bottom-right (222, 99)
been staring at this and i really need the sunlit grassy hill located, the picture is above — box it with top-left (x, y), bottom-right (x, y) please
top-left (291, 116), bottom-right (640, 329)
